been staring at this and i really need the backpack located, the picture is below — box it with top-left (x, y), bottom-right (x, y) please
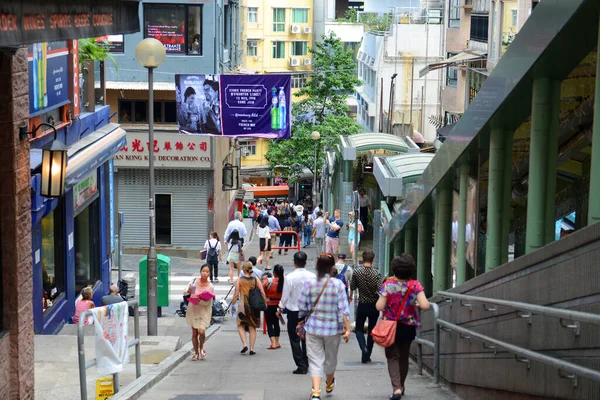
top-left (337, 264), bottom-right (349, 289)
top-left (207, 240), bottom-right (219, 264)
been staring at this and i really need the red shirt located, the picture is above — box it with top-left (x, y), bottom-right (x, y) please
top-left (263, 278), bottom-right (282, 306)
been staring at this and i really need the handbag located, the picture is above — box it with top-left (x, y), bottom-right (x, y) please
top-left (248, 278), bottom-right (267, 311)
top-left (296, 277), bottom-right (330, 341)
top-left (371, 280), bottom-right (414, 347)
top-left (200, 249), bottom-right (207, 260)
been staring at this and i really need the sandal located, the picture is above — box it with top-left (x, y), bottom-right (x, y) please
top-left (310, 388), bottom-right (321, 399)
top-left (200, 349), bottom-right (206, 359)
top-left (268, 345), bottom-right (277, 350)
top-left (325, 378), bottom-right (335, 393)
top-left (191, 353), bottom-right (199, 361)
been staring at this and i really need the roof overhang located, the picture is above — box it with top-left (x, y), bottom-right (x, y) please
top-left (419, 50), bottom-right (486, 78)
top-left (340, 133), bottom-right (409, 161)
top-left (374, 153), bottom-right (435, 197)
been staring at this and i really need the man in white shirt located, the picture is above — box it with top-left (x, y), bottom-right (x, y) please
top-left (311, 203), bottom-right (322, 220)
top-left (311, 211), bottom-right (326, 255)
top-left (224, 211), bottom-right (248, 244)
top-left (358, 188), bottom-right (370, 233)
top-left (277, 251), bottom-right (315, 374)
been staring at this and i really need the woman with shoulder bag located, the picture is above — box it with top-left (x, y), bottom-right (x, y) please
top-left (184, 265), bottom-right (215, 360)
top-left (298, 254), bottom-right (351, 400)
top-left (231, 262), bottom-right (267, 355)
top-left (375, 254), bottom-right (430, 400)
top-left (227, 230), bottom-right (242, 285)
top-left (263, 264), bottom-right (284, 349)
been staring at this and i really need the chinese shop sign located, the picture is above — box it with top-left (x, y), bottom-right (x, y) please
top-left (113, 133), bottom-right (212, 169)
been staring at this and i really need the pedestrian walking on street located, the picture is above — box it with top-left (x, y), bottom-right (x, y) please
top-left (184, 265), bottom-right (215, 361)
top-left (302, 210), bottom-right (313, 248)
top-left (204, 231), bottom-right (223, 283)
top-left (299, 254), bottom-right (351, 399)
top-left (277, 251), bottom-right (316, 374)
top-left (376, 255), bottom-right (430, 399)
top-left (224, 211), bottom-right (248, 245)
top-left (257, 217), bottom-right (272, 270)
top-left (227, 230), bottom-right (243, 284)
top-left (263, 264), bottom-right (284, 349)
top-left (347, 211), bottom-right (363, 262)
top-left (231, 262), bottom-right (267, 355)
top-left (311, 211), bottom-right (325, 255)
top-left (349, 250), bottom-right (381, 363)
top-left (325, 210), bottom-right (344, 255)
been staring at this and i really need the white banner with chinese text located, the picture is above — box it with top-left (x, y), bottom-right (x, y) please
top-left (90, 302), bottom-right (129, 376)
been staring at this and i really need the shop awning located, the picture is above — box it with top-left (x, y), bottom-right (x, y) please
top-left (374, 153), bottom-right (435, 197)
top-left (0, 1), bottom-right (140, 47)
top-left (419, 50), bottom-right (486, 78)
top-left (340, 133), bottom-right (409, 161)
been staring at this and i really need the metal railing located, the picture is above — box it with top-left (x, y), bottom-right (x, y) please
top-left (415, 293), bottom-right (600, 389)
top-left (78, 300), bottom-right (141, 400)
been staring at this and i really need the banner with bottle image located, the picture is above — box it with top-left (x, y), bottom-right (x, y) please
top-left (27, 41), bottom-right (69, 116)
top-left (175, 74), bottom-right (291, 139)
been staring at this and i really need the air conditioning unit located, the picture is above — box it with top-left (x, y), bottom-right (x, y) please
top-left (303, 26), bottom-right (312, 34)
top-left (303, 58), bottom-right (312, 66)
top-left (247, 40), bottom-right (258, 47)
top-left (242, 148), bottom-right (251, 157)
top-left (290, 57), bottom-right (300, 67)
top-left (290, 25), bottom-right (301, 34)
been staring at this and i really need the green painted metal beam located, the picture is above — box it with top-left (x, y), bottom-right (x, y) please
top-left (434, 181), bottom-right (452, 295)
top-left (501, 130), bottom-right (514, 264)
top-left (486, 128), bottom-right (508, 270)
top-left (417, 198), bottom-right (433, 297)
top-left (456, 161), bottom-right (469, 285)
top-left (526, 79), bottom-right (552, 253)
top-left (545, 80), bottom-right (561, 244)
top-left (404, 220), bottom-right (415, 258)
top-left (589, 15), bottom-right (600, 225)
top-left (343, 160), bottom-right (353, 182)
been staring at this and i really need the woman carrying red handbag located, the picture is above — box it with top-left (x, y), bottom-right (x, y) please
top-left (375, 255), bottom-right (430, 400)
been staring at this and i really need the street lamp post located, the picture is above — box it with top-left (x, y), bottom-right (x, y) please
top-left (135, 38), bottom-right (166, 336)
top-left (311, 131), bottom-right (321, 209)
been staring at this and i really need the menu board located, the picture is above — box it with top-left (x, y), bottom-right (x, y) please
top-left (145, 5), bottom-right (185, 53)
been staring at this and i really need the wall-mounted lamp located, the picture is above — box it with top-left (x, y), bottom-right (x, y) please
top-left (20, 123), bottom-right (67, 197)
top-left (222, 163), bottom-right (239, 191)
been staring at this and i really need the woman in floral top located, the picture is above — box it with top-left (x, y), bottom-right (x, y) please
top-left (298, 254), bottom-right (351, 400)
top-left (376, 255), bottom-right (430, 400)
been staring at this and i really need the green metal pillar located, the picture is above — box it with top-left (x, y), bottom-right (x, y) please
top-left (343, 160), bottom-right (353, 182)
top-left (501, 130), bottom-right (514, 264)
top-left (456, 161), bottom-right (469, 285)
top-left (434, 181), bottom-right (452, 294)
top-left (589, 21), bottom-right (600, 225)
top-left (404, 220), bottom-right (415, 258)
top-left (545, 80), bottom-right (561, 244)
top-left (417, 198), bottom-right (433, 297)
top-left (526, 78), bottom-right (558, 253)
top-left (486, 128), bottom-right (508, 270)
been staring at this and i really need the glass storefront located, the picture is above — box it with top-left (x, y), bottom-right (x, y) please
top-left (74, 200), bottom-right (100, 292)
top-left (41, 208), bottom-right (64, 312)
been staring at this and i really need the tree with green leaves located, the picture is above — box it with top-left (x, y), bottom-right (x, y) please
top-left (265, 32), bottom-right (363, 183)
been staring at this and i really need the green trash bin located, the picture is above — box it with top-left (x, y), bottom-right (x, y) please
top-left (139, 254), bottom-right (171, 307)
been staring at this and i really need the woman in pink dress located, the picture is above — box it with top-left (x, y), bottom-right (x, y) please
top-left (184, 264), bottom-right (214, 360)
top-left (73, 287), bottom-right (95, 324)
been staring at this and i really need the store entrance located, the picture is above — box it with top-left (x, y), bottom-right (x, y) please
top-left (74, 199), bottom-right (100, 293)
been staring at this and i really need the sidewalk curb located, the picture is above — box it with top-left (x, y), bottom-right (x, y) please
top-left (110, 324), bottom-right (221, 400)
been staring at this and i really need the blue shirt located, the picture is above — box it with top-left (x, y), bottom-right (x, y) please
top-left (327, 218), bottom-right (344, 239)
top-left (268, 215), bottom-right (281, 232)
top-left (298, 276), bottom-right (350, 336)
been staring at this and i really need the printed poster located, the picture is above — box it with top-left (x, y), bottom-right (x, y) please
top-left (175, 74), bottom-right (291, 139)
top-left (90, 302), bottom-right (129, 376)
top-left (27, 41), bottom-right (69, 116)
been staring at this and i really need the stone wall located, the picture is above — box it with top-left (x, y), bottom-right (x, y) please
top-left (0, 47), bottom-right (34, 399)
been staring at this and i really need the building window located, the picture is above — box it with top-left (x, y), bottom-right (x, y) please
top-left (75, 199), bottom-right (100, 291)
top-left (248, 7), bottom-right (258, 23)
top-left (449, 0), bottom-right (460, 27)
top-left (240, 141), bottom-right (257, 156)
top-left (446, 53), bottom-right (458, 87)
top-left (272, 41), bottom-right (285, 59)
top-left (291, 41), bottom-right (307, 56)
top-left (292, 8), bottom-right (308, 23)
top-left (247, 40), bottom-right (258, 56)
top-left (144, 4), bottom-right (203, 55)
top-left (273, 8), bottom-right (285, 32)
top-left (511, 9), bottom-right (517, 27)
top-left (155, 194), bottom-right (172, 245)
top-left (42, 206), bottom-right (65, 313)
top-left (119, 100), bottom-right (177, 123)
top-left (470, 14), bottom-right (489, 42)
top-left (291, 73), bottom-right (308, 88)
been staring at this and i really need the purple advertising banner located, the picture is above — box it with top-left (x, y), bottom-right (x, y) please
top-left (175, 74), bottom-right (291, 139)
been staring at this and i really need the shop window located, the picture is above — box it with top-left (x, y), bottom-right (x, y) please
top-left (75, 200), bottom-right (100, 292)
top-left (292, 8), bottom-right (308, 23)
top-left (248, 7), bottom-right (258, 23)
top-left (42, 207), bottom-right (65, 313)
top-left (291, 73), bottom-right (308, 89)
top-left (119, 100), bottom-right (176, 124)
top-left (272, 41), bottom-right (285, 59)
top-left (164, 102), bottom-right (177, 123)
top-left (291, 41), bottom-right (307, 56)
top-left (273, 8), bottom-right (285, 32)
top-left (247, 40), bottom-right (258, 56)
top-left (449, 0), bottom-right (460, 27)
top-left (155, 194), bottom-right (172, 245)
top-left (144, 4), bottom-right (204, 55)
